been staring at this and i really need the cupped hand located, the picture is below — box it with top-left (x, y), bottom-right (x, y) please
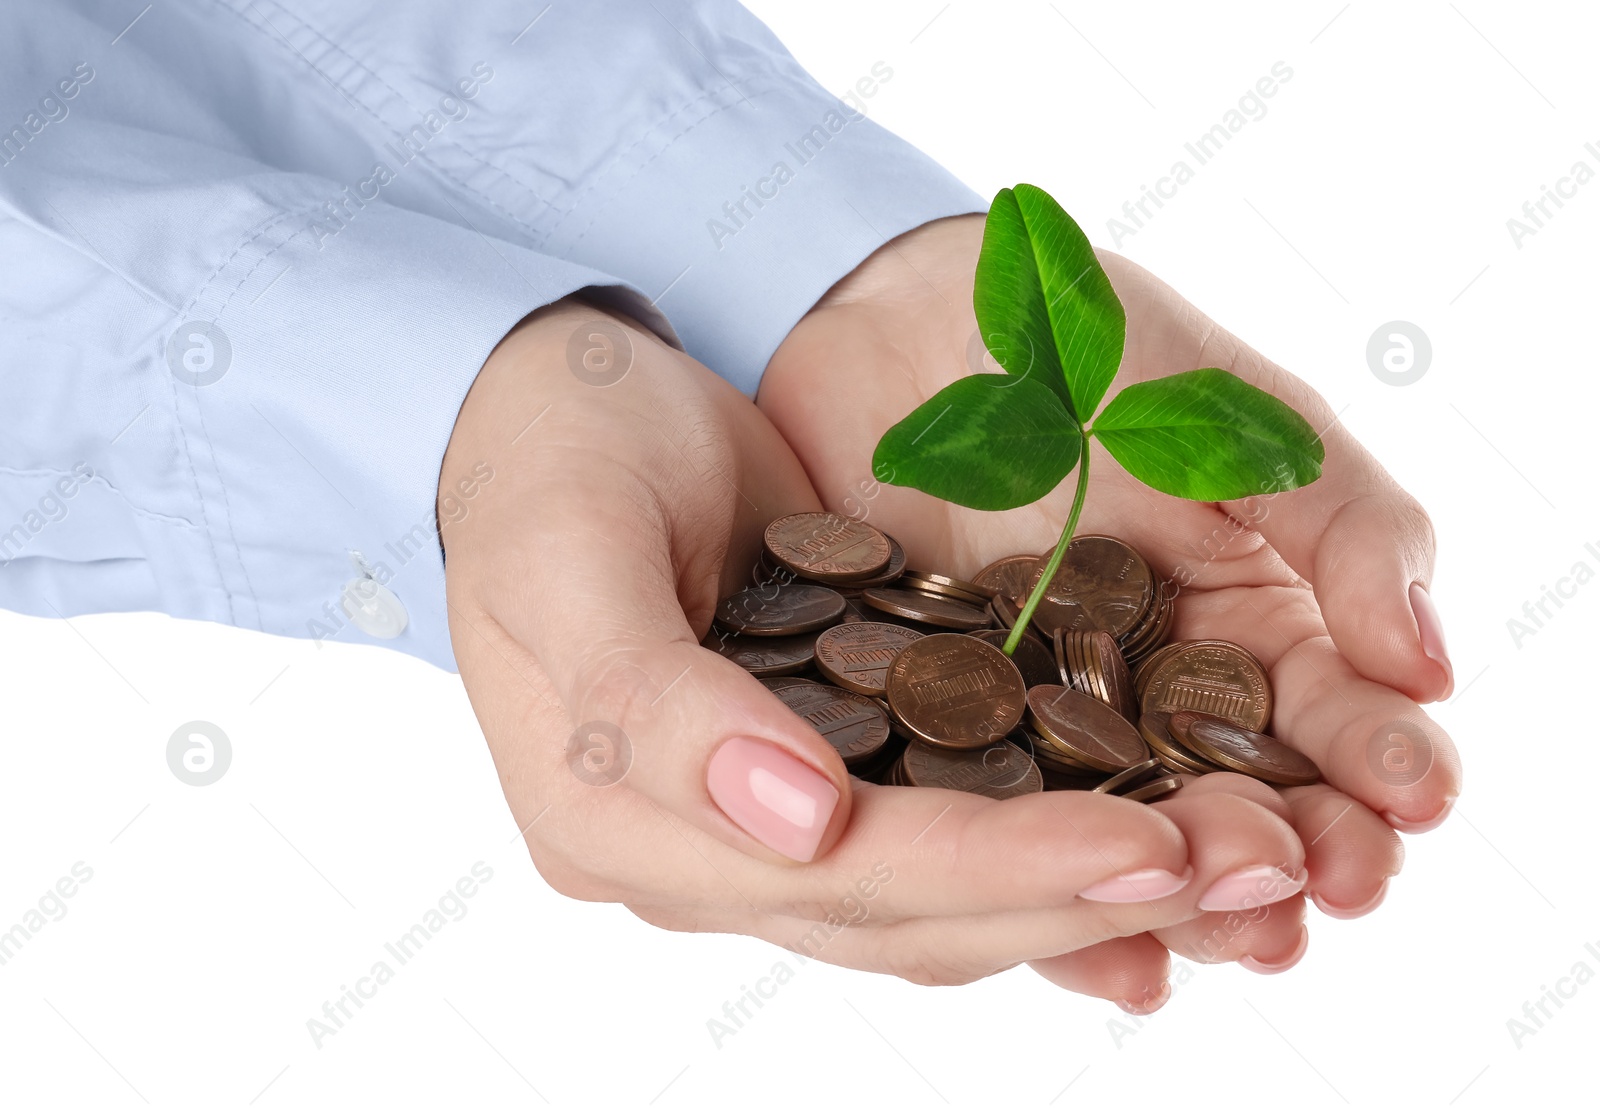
top-left (439, 297), bottom-right (1308, 1008)
top-left (757, 214), bottom-right (1462, 997)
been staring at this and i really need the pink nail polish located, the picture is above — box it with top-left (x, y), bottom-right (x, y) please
top-left (1311, 879), bottom-right (1390, 920)
top-left (1385, 796), bottom-right (1456, 834)
top-left (707, 737), bottom-right (839, 862)
top-left (1197, 865), bottom-right (1306, 912)
top-left (1240, 926), bottom-right (1309, 975)
top-left (1409, 583), bottom-right (1454, 698)
top-left (1079, 866), bottom-right (1193, 903)
top-left (1115, 980), bottom-right (1172, 1016)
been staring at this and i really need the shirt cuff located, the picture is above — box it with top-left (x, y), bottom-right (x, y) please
top-left (178, 204), bottom-right (666, 673)
top-left (538, 79), bottom-right (988, 396)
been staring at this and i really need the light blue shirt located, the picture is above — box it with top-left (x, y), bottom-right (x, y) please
top-left (0, 0), bottom-right (984, 670)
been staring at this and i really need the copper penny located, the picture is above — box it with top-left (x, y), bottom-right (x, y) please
top-left (700, 627), bottom-right (816, 676)
top-left (813, 621), bottom-right (925, 696)
top-left (885, 634), bottom-right (1027, 750)
top-left (901, 569), bottom-right (994, 605)
top-left (714, 582), bottom-right (846, 637)
top-left (1139, 640), bottom-right (1272, 731)
top-left (773, 683), bottom-right (891, 769)
top-left (1027, 535), bottom-right (1154, 639)
top-left (1138, 712), bottom-right (1220, 775)
top-left (1173, 713), bottom-right (1321, 786)
top-left (862, 587), bottom-right (990, 631)
top-left (990, 593), bottom-right (1023, 630)
top-left (1093, 757), bottom-right (1164, 794)
top-left (901, 738), bottom-right (1042, 798)
top-left (967, 629), bottom-right (1058, 688)
top-left (758, 676), bottom-right (819, 692)
top-left (1122, 775), bottom-right (1184, 803)
top-left (836, 534), bottom-right (907, 592)
top-left (973, 554), bottom-right (1041, 604)
top-left (764, 512), bottom-right (891, 583)
top-left (1026, 686), bottom-right (1150, 773)
top-left (1085, 630), bottom-right (1137, 721)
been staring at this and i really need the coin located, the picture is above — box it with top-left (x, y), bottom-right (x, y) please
top-left (1037, 764), bottom-right (1106, 791)
top-left (1139, 640), bottom-right (1272, 731)
top-left (967, 629), bottom-right (1058, 688)
top-left (814, 621), bottom-right (926, 696)
top-left (835, 534), bottom-right (908, 593)
top-left (714, 581), bottom-right (846, 637)
top-left (758, 676), bottom-right (819, 691)
top-left (701, 627), bottom-right (817, 676)
top-left (1122, 775), bottom-right (1183, 803)
top-left (1026, 686), bottom-right (1150, 773)
top-left (1093, 757), bottom-right (1164, 794)
top-left (885, 634), bottom-right (1027, 750)
top-left (1086, 630), bottom-right (1137, 721)
top-left (1027, 535), bottom-right (1154, 639)
top-left (901, 738), bottom-right (1043, 798)
top-left (990, 592), bottom-right (1022, 630)
top-left (861, 587), bottom-right (990, 631)
top-left (764, 512), bottom-right (891, 583)
top-left (973, 554), bottom-right (1040, 604)
top-left (1171, 713), bottom-right (1321, 787)
top-left (1138, 711), bottom-right (1220, 775)
top-left (772, 683), bottom-right (891, 769)
top-left (901, 569), bottom-right (995, 606)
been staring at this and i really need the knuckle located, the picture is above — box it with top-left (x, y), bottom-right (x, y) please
top-left (575, 644), bottom-right (659, 730)
top-left (526, 850), bottom-right (622, 904)
top-left (876, 936), bottom-right (992, 988)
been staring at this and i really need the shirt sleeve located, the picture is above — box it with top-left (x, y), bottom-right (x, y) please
top-left (0, 1), bottom-right (668, 672)
top-left (482, 0), bottom-right (992, 395)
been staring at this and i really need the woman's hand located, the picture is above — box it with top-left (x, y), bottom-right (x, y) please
top-left (439, 297), bottom-right (1312, 1008)
top-left (756, 215), bottom-right (1461, 995)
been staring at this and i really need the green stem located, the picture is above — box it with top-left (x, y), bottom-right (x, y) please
top-left (1002, 432), bottom-right (1091, 656)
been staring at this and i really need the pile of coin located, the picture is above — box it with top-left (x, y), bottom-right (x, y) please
top-left (701, 513), bottom-right (1321, 802)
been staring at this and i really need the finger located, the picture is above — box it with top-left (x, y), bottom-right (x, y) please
top-left (1212, 355), bottom-right (1450, 703)
top-left (1104, 254), bottom-right (1451, 702)
top-left (1029, 936), bottom-right (1173, 1012)
top-left (1171, 586), bottom-right (1462, 832)
top-left (1282, 783), bottom-right (1403, 918)
top-left (629, 899), bottom-right (1171, 1002)
top-left (517, 480), bottom-right (854, 864)
top-left (620, 781), bottom-right (1196, 921)
top-left (1152, 896), bottom-right (1309, 975)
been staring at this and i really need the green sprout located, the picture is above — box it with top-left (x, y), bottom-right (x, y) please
top-left (871, 184), bottom-right (1325, 656)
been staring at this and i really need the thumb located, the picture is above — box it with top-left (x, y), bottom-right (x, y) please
top-left (502, 482), bottom-right (852, 865)
top-left (1223, 435), bottom-right (1451, 704)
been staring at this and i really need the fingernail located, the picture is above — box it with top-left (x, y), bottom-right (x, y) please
top-left (707, 737), bottom-right (839, 862)
top-left (1079, 866), bottom-right (1193, 903)
top-left (1409, 583), bottom-right (1454, 698)
top-left (1197, 865), bottom-right (1306, 912)
top-left (1385, 795), bottom-right (1456, 834)
top-left (1240, 926), bottom-right (1309, 975)
top-left (1115, 980), bottom-right (1171, 1016)
top-left (1311, 878), bottom-right (1390, 920)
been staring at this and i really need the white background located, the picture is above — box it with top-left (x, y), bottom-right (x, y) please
top-left (3, 1), bottom-right (1596, 1106)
